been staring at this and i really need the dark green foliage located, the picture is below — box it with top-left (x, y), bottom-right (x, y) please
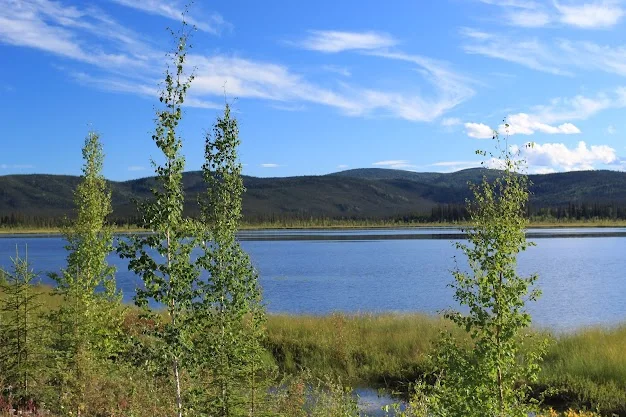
top-left (190, 104), bottom-right (269, 416)
top-left (0, 248), bottom-right (42, 401)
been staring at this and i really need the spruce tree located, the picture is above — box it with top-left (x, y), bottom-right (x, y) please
top-left (193, 104), bottom-right (268, 416)
top-left (0, 247), bottom-right (42, 402)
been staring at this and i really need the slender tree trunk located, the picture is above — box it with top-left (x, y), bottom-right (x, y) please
top-left (174, 355), bottom-right (183, 417)
top-left (167, 227), bottom-right (183, 417)
top-left (496, 271), bottom-right (505, 415)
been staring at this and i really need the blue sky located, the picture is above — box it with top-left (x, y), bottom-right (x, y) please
top-left (2, 0), bottom-right (626, 181)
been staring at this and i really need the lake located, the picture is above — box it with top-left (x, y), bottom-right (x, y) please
top-left (1, 227), bottom-right (625, 331)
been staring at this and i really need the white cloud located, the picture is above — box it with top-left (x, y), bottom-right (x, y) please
top-left (337, 164), bottom-right (349, 169)
top-left (464, 88), bottom-right (626, 138)
top-left (554, 1), bottom-right (624, 29)
top-left (506, 10), bottom-right (552, 27)
top-left (428, 160), bottom-right (481, 172)
top-left (372, 160), bottom-right (417, 169)
top-left (519, 141), bottom-right (618, 171)
top-left (295, 30), bottom-right (397, 52)
top-left (465, 122), bottom-right (494, 139)
top-left (109, 0), bottom-right (231, 34)
top-left (607, 125), bottom-right (617, 134)
top-left (373, 160), bottom-right (410, 166)
top-left (260, 163), bottom-right (280, 168)
top-left (478, 0), bottom-right (624, 29)
top-left (500, 113), bottom-right (581, 135)
top-left (478, 90), bottom-right (626, 137)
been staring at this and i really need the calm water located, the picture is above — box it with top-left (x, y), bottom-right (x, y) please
top-left (1, 228), bottom-right (625, 331)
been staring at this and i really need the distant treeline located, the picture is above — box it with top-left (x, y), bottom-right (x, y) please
top-left (409, 202), bottom-right (626, 223)
top-left (4, 201), bottom-right (626, 228)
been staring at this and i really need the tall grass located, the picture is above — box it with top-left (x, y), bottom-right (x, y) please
top-left (266, 313), bottom-right (457, 387)
top-left (539, 324), bottom-right (626, 415)
top-left (266, 314), bottom-right (626, 416)
top-left (3, 287), bottom-right (624, 415)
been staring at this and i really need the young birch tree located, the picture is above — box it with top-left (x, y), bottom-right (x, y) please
top-left (422, 131), bottom-right (545, 417)
top-left (117, 26), bottom-right (199, 417)
top-left (50, 131), bottom-right (121, 415)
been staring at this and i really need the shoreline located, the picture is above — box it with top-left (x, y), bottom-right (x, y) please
top-left (3, 220), bottom-right (626, 235)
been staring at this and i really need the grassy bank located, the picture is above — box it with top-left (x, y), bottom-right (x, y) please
top-left (3, 218), bottom-right (626, 235)
top-left (265, 314), bottom-right (626, 416)
top-left (2, 286), bottom-right (624, 415)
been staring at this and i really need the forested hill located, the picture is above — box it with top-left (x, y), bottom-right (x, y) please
top-left (2, 168), bottom-right (626, 226)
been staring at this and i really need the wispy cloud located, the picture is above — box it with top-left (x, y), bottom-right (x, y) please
top-left (428, 160), bottom-right (481, 172)
top-left (295, 30), bottom-right (397, 52)
top-left (127, 165), bottom-right (146, 171)
top-left (462, 28), bottom-right (626, 77)
top-left (109, 0), bottom-right (231, 34)
top-left (0, 3), bottom-right (472, 122)
top-left (189, 52), bottom-right (473, 121)
top-left (554, 1), bottom-right (624, 29)
top-left (286, 30), bottom-right (475, 121)
top-left (0, 0), bottom-right (159, 70)
top-left (506, 9), bottom-right (552, 27)
top-left (461, 28), bottom-right (570, 76)
top-left (372, 160), bottom-right (417, 170)
top-left (477, 0), bottom-right (625, 29)
top-left (260, 163), bottom-right (280, 168)
top-left (337, 164), bottom-right (349, 169)
top-left (364, 50), bottom-right (476, 121)
top-left (71, 71), bottom-right (221, 109)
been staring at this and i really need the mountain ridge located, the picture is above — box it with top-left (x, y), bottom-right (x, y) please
top-left (2, 168), bottom-right (626, 225)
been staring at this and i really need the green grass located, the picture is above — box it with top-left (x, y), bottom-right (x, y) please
top-left (3, 287), bottom-right (625, 415)
top-left (265, 314), bottom-right (626, 416)
top-left (538, 325), bottom-right (626, 414)
top-left (266, 313), bottom-right (458, 387)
